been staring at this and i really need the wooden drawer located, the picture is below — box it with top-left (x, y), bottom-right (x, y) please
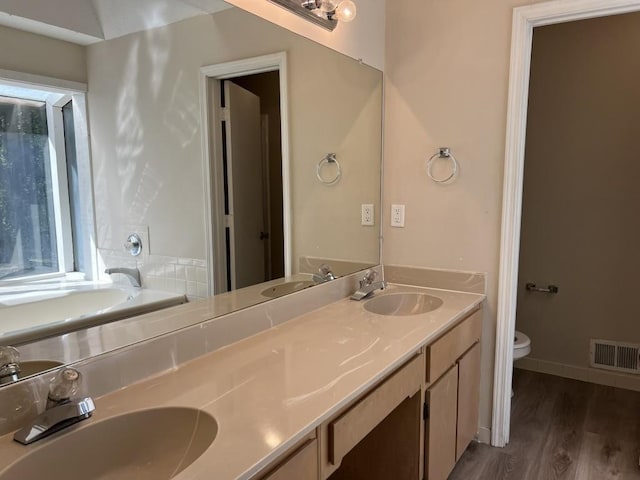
top-left (328, 353), bottom-right (424, 467)
top-left (426, 308), bottom-right (481, 384)
top-left (262, 437), bottom-right (318, 480)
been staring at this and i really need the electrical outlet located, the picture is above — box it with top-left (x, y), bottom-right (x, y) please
top-left (361, 204), bottom-right (374, 226)
top-left (391, 204), bottom-right (405, 227)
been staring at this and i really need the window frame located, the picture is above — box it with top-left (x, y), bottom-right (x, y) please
top-left (0, 69), bottom-right (96, 284)
top-left (47, 94), bottom-right (74, 274)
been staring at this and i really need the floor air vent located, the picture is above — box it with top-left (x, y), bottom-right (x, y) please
top-left (590, 340), bottom-right (640, 374)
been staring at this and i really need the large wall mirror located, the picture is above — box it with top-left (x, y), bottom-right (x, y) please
top-left (0, 3), bottom-right (382, 383)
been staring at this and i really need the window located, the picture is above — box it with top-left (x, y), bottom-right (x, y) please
top-left (0, 78), bottom-right (92, 282)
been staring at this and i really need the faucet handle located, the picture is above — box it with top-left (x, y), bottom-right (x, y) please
top-left (0, 346), bottom-right (20, 380)
top-left (124, 233), bottom-right (142, 256)
top-left (318, 264), bottom-right (333, 275)
top-left (0, 345), bottom-right (19, 366)
top-left (48, 368), bottom-right (82, 404)
top-left (360, 269), bottom-right (378, 287)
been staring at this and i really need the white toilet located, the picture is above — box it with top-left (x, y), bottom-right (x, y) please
top-left (513, 330), bottom-right (531, 360)
top-left (512, 331), bottom-right (531, 397)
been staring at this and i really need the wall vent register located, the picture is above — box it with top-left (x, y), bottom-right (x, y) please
top-left (590, 339), bottom-right (640, 374)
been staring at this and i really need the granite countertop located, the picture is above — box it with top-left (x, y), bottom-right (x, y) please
top-left (0, 284), bottom-right (485, 479)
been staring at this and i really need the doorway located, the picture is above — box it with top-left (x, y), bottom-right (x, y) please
top-left (214, 73), bottom-right (284, 292)
top-left (199, 53), bottom-right (291, 296)
top-left (515, 12), bottom-right (640, 386)
top-left (494, 0), bottom-right (640, 448)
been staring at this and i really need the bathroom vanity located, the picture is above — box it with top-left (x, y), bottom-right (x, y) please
top-left (0, 280), bottom-right (484, 480)
top-left (253, 304), bottom-right (482, 480)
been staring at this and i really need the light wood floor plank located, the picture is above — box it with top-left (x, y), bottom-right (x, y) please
top-left (449, 370), bottom-right (640, 480)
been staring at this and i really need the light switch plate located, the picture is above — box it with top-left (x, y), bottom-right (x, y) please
top-left (391, 204), bottom-right (405, 227)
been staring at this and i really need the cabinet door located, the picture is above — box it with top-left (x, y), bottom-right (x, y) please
top-left (456, 342), bottom-right (481, 460)
top-left (425, 364), bottom-right (458, 480)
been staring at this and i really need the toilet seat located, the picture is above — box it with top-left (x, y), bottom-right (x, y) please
top-left (513, 330), bottom-right (531, 360)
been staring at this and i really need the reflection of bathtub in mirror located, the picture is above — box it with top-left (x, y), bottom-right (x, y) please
top-left (0, 286), bottom-right (186, 346)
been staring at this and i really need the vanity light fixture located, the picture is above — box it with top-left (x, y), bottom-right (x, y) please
top-left (267, 0), bottom-right (357, 31)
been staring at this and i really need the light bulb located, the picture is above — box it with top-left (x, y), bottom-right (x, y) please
top-left (319, 0), bottom-right (339, 12)
top-left (335, 0), bottom-right (357, 22)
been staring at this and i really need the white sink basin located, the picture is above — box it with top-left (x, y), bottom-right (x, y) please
top-left (0, 407), bottom-right (217, 480)
top-left (364, 292), bottom-right (443, 316)
top-left (261, 280), bottom-right (315, 298)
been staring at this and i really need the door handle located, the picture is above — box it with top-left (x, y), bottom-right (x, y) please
top-left (259, 232), bottom-right (270, 240)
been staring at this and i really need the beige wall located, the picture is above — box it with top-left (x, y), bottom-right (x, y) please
top-left (516, 13), bottom-right (640, 369)
top-left (0, 24), bottom-right (86, 83)
top-left (383, 0), bottom-right (548, 438)
top-left (87, 8), bottom-right (381, 276)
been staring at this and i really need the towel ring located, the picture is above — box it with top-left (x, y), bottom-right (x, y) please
top-left (426, 147), bottom-right (459, 184)
top-left (317, 153), bottom-right (342, 186)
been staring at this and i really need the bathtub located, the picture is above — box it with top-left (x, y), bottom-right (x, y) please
top-left (0, 286), bottom-right (186, 346)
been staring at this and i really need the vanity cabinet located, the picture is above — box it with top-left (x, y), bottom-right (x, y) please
top-left (456, 342), bottom-right (481, 460)
top-left (424, 308), bottom-right (482, 480)
top-left (321, 353), bottom-right (424, 480)
top-left (251, 354), bottom-right (424, 480)
top-left (257, 435), bottom-right (318, 480)
top-left (426, 364), bottom-right (459, 480)
top-left (250, 307), bottom-right (482, 480)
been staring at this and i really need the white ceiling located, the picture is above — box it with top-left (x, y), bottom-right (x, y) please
top-left (0, 0), bottom-right (231, 45)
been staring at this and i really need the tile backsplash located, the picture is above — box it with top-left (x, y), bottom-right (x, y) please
top-left (383, 264), bottom-right (486, 295)
top-left (98, 248), bottom-right (208, 300)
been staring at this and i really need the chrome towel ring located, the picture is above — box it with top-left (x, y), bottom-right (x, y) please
top-left (426, 147), bottom-right (459, 184)
top-left (317, 153), bottom-right (342, 186)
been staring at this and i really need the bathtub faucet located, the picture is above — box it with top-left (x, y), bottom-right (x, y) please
top-left (105, 267), bottom-right (141, 287)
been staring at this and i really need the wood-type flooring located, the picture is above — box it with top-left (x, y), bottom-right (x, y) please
top-left (449, 369), bottom-right (640, 480)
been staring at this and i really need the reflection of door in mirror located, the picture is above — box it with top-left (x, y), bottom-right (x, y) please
top-left (212, 73), bottom-right (284, 293)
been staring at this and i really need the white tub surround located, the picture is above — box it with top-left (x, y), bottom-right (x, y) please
top-left (99, 247), bottom-right (210, 300)
top-left (0, 285), bottom-right (186, 346)
top-left (0, 283), bottom-right (484, 479)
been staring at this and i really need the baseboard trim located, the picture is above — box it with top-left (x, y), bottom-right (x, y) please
top-left (515, 357), bottom-right (640, 392)
top-left (477, 426), bottom-right (491, 445)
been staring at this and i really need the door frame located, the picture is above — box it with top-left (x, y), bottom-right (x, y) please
top-left (199, 52), bottom-right (291, 295)
top-left (493, 0), bottom-right (640, 447)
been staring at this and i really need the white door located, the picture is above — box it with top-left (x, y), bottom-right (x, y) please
top-left (224, 81), bottom-right (266, 290)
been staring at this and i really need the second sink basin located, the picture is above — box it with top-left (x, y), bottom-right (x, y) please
top-left (364, 292), bottom-right (443, 316)
top-left (0, 407), bottom-right (217, 480)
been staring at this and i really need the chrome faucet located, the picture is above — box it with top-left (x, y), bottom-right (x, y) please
top-left (0, 346), bottom-right (21, 385)
top-left (13, 367), bottom-right (95, 445)
top-left (105, 267), bottom-right (141, 287)
top-left (312, 264), bottom-right (337, 283)
top-left (350, 270), bottom-right (387, 301)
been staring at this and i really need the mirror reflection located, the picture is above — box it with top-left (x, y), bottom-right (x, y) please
top-left (0, 3), bottom-right (382, 382)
